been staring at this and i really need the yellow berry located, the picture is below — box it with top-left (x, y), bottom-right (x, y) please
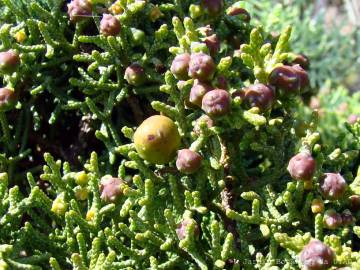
top-left (75, 171), bottom-right (88, 186)
top-left (51, 194), bottom-right (68, 216)
top-left (86, 209), bottom-right (95, 221)
top-left (14, 30), bottom-right (27, 43)
top-left (311, 199), bottom-right (324, 214)
top-left (134, 115), bottom-right (181, 164)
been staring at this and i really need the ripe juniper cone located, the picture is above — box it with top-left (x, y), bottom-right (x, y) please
top-left (176, 149), bottom-right (203, 174)
top-left (188, 53), bottom-right (216, 82)
top-left (193, 114), bottom-right (214, 134)
top-left (292, 64), bottom-right (310, 92)
top-left (134, 115), bottom-right (181, 164)
top-left (320, 173), bottom-right (347, 200)
top-left (204, 34), bottom-right (220, 56)
top-left (287, 152), bottom-right (316, 181)
top-left (171, 53), bottom-right (191, 80)
top-left (201, 0), bottom-right (224, 16)
top-left (0, 50), bottom-right (20, 74)
top-left (202, 89), bottom-right (231, 117)
top-left (243, 83), bottom-right (275, 111)
top-left (227, 7), bottom-right (251, 22)
top-left (300, 239), bottom-right (335, 270)
top-left (176, 219), bottom-right (200, 240)
top-left (124, 63), bottom-right (146, 86)
top-left (189, 80), bottom-right (213, 107)
top-left (311, 198), bottom-right (324, 214)
top-left (341, 210), bottom-right (354, 226)
top-left (100, 14), bottom-right (121, 36)
top-left (289, 53), bottom-right (310, 70)
top-left (0, 88), bottom-right (16, 112)
top-left (350, 195), bottom-right (360, 212)
top-left (67, 0), bottom-right (92, 23)
top-left (323, 209), bottom-right (342, 230)
top-left (99, 176), bottom-right (123, 203)
top-left (268, 65), bottom-right (300, 93)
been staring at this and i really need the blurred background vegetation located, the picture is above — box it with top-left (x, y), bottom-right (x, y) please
top-left (248, 0), bottom-right (360, 148)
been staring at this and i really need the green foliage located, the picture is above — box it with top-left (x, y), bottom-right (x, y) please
top-left (0, 0), bottom-right (359, 270)
top-left (246, 0), bottom-right (360, 88)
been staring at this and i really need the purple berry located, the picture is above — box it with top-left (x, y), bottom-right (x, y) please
top-left (100, 176), bottom-right (123, 203)
top-left (290, 54), bottom-right (310, 70)
top-left (176, 219), bottom-right (200, 240)
top-left (176, 149), bottom-right (203, 174)
top-left (0, 88), bottom-right (16, 112)
top-left (287, 152), bottom-right (316, 181)
top-left (341, 210), bottom-right (354, 226)
top-left (268, 65), bottom-right (300, 93)
top-left (201, 0), bottom-right (224, 16)
top-left (227, 7), bottom-right (251, 22)
top-left (189, 80), bottom-right (213, 107)
top-left (300, 239), bottom-right (334, 270)
top-left (323, 209), bottom-right (342, 230)
top-left (67, 0), bottom-right (92, 23)
top-left (204, 34), bottom-right (220, 56)
top-left (124, 63), bottom-right (146, 86)
top-left (171, 53), bottom-right (191, 80)
top-left (188, 53), bottom-right (215, 82)
top-left (202, 89), bottom-right (231, 117)
top-left (243, 83), bottom-right (275, 111)
top-left (292, 64), bottom-right (310, 92)
top-left (350, 195), bottom-right (360, 212)
top-left (193, 115), bottom-right (214, 134)
top-left (320, 173), bottom-right (347, 200)
top-left (0, 50), bottom-right (20, 74)
top-left (100, 14), bottom-right (121, 37)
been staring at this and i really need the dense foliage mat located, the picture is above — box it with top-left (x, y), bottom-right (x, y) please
top-left (0, 0), bottom-right (359, 269)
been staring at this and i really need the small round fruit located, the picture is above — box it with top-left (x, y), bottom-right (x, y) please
top-left (0, 88), bottom-right (16, 112)
top-left (176, 149), bottom-right (203, 174)
top-left (188, 53), bottom-right (215, 82)
top-left (350, 195), bottom-right (360, 212)
top-left (341, 210), bottom-right (354, 226)
top-left (124, 63), bottom-right (146, 86)
top-left (193, 115), bottom-right (214, 134)
top-left (290, 54), bottom-right (310, 70)
top-left (100, 14), bottom-right (121, 36)
top-left (292, 64), bottom-right (310, 92)
top-left (311, 199), bottom-right (324, 214)
top-left (189, 80), bottom-right (213, 107)
top-left (323, 209), bottom-right (342, 230)
top-left (227, 7), bottom-right (251, 22)
top-left (243, 83), bottom-right (275, 111)
top-left (134, 115), bottom-right (181, 164)
top-left (100, 176), bottom-right (123, 203)
top-left (287, 152), bottom-right (316, 181)
top-left (171, 53), bottom-right (191, 80)
top-left (201, 0), bottom-right (224, 16)
top-left (0, 50), bottom-right (20, 74)
top-left (67, 0), bottom-right (92, 22)
top-left (300, 239), bottom-right (334, 270)
top-left (204, 34), bottom-right (220, 56)
top-left (320, 173), bottom-right (347, 200)
top-left (176, 219), bottom-right (200, 240)
top-left (202, 89), bottom-right (231, 117)
top-left (268, 65), bottom-right (300, 93)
